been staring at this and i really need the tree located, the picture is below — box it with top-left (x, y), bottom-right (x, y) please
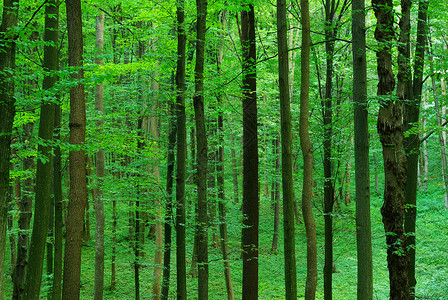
top-left (373, 0), bottom-right (410, 298)
top-left (405, 0), bottom-right (429, 296)
top-left (277, 0), bottom-right (297, 298)
top-left (0, 0), bottom-right (19, 296)
top-left (23, 1), bottom-right (58, 298)
top-left (62, 0), bottom-right (87, 298)
top-left (300, 0), bottom-right (317, 298)
top-left (94, 11), bottom-right (105, 300)
top-left (241, 3), bottom-right (259, 299)
top-left (175, 0), bottom-right (187, 298)
top-left (352, 0), bottom-right (373, 298)
top-left (194, 0), bottom-right (209, 297)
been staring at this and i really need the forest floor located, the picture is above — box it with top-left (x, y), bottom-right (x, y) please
top-left (3, 182), bottom-right (447, 299)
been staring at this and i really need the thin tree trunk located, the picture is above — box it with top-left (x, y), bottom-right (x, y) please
top-left (241, 4), bottom-right (259, 299)
top-left (13, 122), bottom-right (34, 299)
top-left (271, 136), bottom-right (280, 253)
top-left (94, 11), bottom-right (105, 300)
top-left (216, 10), bottom-right (235, 299)
top-left (231, 135), bottom-right (239, 203)
top-left (52, 103), bottom-right (63, 300)
top-left (405, 0), bottom-right (429, 296)
top-left (161, 80), bottom-right (177, 300)
top-left (277, 0), bottom-right (297, 298)
top-left (300, 1), bottom-right (318, 298)
top-left (175, 0), bottom-right (187, 297)
top-left (352, 0), bottom-right (373, 298)
top-left (62, 0), bottom-right (87, 298)
top-left (194, 0), bottom-right (209, 297)
top-left (0, 1), bottom-right (19, 296)
top-left (23, 1), bottom-right (58, 297)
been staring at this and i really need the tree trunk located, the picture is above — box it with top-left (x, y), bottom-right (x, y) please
top-left (0, 1), bottom-right (19, 296)
top-left (216, 10), bottom-right (235, 300)
top-left (52, 103), bottom-right (63, 300)
top-left (300, 1), bottom-right (317, 298)
top-left (373, 0), bottom-right (411, 298)
top-left (271, 136), bottom-right (280, 253)
top-left (194, 0), bottom-right (209, 297)
top-left (93, 11), bottom-right (105, 300)
top-left (13, 122), bottom-right (34, 299)
top-left (62, 0), bottom-right (87, 298)
top-left (352, 0), bottom-right (373, 298)
top-left (231, 135), bottom-right (239, 203)
top-left (161, 81), bottom-right (177, 300)
top-left (405, 0), bottom-right (429, 296)
top-left (175, 0), bottom-right (187, 297)
top-left (241, 5), bottom-right (259, 299)
top-left (277, 0), bottom-right (297, 298)
top-left (23, 1), bottom-right (58, 297)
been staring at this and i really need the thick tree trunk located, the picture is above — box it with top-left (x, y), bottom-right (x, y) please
top-left (175, 0), bottom-right (187, 297)
top-left (373, 1), bottom-right (411, 299)
top-left (194, 0), bottom-right (209, 297)
top-left (0, 1), bottom-right (19, 296)
top-left (241, 4), bottom-right (259, 299)
top-left (62, 0), bottom-right (87, 298)
top-left (94, 11), bottom-right (105, 300)
top-left (277, 0), bottom-right (297, 298)
top-left (23, 1), bottom-right (58, 297)
top-left (352, 0), bottom-right (373, 298)
top-left (300, 1), bottom-right (317, 299)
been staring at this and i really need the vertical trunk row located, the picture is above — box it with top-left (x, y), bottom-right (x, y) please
top-left (94, 11), bottom-right (105, 300)
top-left (175, 0), bottom-right (187, 297)
top-left (352, 0), bottom-right (372, 298)
top-left (300, 1), bottom-right (318, 299)
top-left (241, 4), bottom-right (259, 299)
top-left (23, 1), bottom-right (59, 297)
top-left (277, 0), bottom-right (297, 298)
top-left (62, 0), bottom-right (87, 298)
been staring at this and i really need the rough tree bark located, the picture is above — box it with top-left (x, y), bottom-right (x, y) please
top-left (373, 0), bottom-right (411, 299)
top-left (241, 4), bottom-right (259, 299)
top-left (62, 0), bottom-right (88, 298)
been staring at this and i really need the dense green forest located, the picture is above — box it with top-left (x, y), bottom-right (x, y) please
top-left (0, 0), bottom-right (447, 299)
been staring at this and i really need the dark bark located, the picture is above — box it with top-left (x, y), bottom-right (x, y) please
top-left (241, 4), bottom-right (259, 299)
top-left (373, 0), bottom-right (410, 299)
top-left (161, 82), bottom-right (177, 300)
top-left (23, 1), bottom-right (58, 297)
top-left (175, 0), bottom-right (187, 297)
top-left (300, 1), bottom-right (317, 298)
top-left (277, 0), bottom-right (297, 298)
top-left (352, 0), bottom-right (373, 298)
top-left (194, 0), bottom-right (209, 297)
top-left (62, 0), bottom-right (87, 298)
top-left (271, 136), bottom-right (280, 253)
top-left (0, 0), bottom-right (19, 296)
top-left (405, 0), bottom-right (429, 296)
